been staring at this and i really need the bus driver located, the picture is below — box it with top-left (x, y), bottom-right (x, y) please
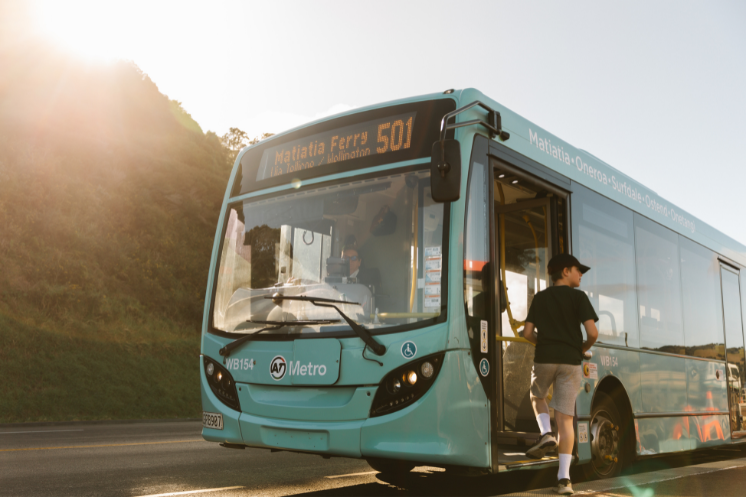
top-left (341, 246), bottom-right (362, 281)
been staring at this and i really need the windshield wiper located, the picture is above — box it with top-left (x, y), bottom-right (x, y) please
top-left (265, 294), bottom-right (386, 356)
top-left (247, 319), bottom-right (340, 326)
top-left (218, 319), bottom-right (339, 358)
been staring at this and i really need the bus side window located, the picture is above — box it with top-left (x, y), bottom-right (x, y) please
top-left (634, 215), bottom-right (685, 353)
top-left (680, 237), bottom-right (724, 359)
top-left (571, 184), bottom-right (639, 348)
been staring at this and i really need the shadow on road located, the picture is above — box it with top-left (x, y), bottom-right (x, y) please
top-left (293, 468), bottom-right (558, 496)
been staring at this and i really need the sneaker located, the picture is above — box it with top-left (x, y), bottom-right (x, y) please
top-left (554, 478), bottom-right (573, 495)
top-left (525, 432), bottom-right (557, 459)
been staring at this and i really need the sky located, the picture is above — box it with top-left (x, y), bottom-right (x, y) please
top-left (23, 0), bottom-right (746, 246)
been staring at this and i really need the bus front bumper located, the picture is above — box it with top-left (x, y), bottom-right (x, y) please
top-left (201, 349), bottom-right (490, 467)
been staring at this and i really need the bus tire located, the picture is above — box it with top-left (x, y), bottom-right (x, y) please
top-left (366, 458), bottom-right (415, 475)
top-left (578, 391), bottom-right (632, 481)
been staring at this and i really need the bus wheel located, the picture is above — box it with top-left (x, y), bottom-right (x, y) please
top-left (580, 391), bottom-right (630, 480)
top-left (366, 458), bottom-right (415, 475)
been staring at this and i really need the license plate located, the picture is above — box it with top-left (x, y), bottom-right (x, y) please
top-left (202, 412), bottom-right (223, 430)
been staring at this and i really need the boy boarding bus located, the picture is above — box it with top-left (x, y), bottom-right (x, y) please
top-left (201, 89), bottom-right (746, 479)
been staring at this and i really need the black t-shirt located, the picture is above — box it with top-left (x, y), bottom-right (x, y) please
top-left (525, 285), bottom-right (599, 365)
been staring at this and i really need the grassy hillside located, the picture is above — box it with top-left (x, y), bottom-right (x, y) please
top-left (0, 28), bottom-right (231, 422)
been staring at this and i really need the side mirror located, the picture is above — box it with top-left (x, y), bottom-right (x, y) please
top-left (430, 139), bottom-right (461, 203)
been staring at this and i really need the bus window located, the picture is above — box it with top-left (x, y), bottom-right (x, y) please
top-left (211, 169), bottom-right (446, 335)
top-left (634, 215), bottom-right (684, 353)
top-left (572, 184), bottom-right (639, 348)
top-left (680, 237), bottom-right (724, 359)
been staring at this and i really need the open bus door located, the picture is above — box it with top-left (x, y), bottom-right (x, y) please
top-left (487, 145), bottom-right (570, 471)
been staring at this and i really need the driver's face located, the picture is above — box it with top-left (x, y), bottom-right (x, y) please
top-left (342, 249), bottom-right (361, 274)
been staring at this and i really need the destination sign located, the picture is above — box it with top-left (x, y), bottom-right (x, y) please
top-left (233, 99), bottom-right (455, 196)
top-left (256, 111), bottom-right (417, 181)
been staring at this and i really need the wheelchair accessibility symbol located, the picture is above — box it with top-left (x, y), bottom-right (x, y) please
top-left (479, 358), bottom-right (490, 377)
top-left (401, 341), bottom-right (417, 359)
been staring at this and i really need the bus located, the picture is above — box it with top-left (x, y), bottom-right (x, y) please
top-left (200, 89), bottom-right (746, 478)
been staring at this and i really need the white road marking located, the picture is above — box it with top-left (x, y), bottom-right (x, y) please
top-left (1, 439), bottom-right (203, 452)
top-left (325, 471), bottom-right (379, 479)
top-left (0, 429), bottom-right (85, 435)
top-left (135, 486), bottom-right (244, 497)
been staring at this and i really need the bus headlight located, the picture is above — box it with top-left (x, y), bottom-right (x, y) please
top-left (370, 352), bottom-right (445, 417)
top-left (203, 357), bottom-right (241, 412)
top-left (406, 371), bottom-right (417, 385)
top-left (421, 361), bottom-right (434, 378)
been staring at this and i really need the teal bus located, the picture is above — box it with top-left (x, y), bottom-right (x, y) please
top-left (200, 89), bottom-right (746, 478)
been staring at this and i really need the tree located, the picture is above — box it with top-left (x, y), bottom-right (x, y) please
top-left (220, 128), bottom-right (273, 165)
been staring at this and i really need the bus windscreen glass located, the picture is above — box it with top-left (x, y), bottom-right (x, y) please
top-left (212, 168), bottom-right (446, 336)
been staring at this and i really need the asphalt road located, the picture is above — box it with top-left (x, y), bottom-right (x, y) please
top-left (1, 421), bottom-right (745, 496)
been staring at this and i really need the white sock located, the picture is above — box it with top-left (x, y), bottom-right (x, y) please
top-left (537, 413), bottom-right (552, 435)
top-left (558, 453), bottom-right (572, 480)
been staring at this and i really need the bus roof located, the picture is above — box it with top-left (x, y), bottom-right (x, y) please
top-left (454, 88), bottom-right (746, 268)
top-left (238, 88), bottom-right (746, 267)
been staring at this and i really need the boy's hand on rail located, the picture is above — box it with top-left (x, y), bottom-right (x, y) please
top-left (522, 321), bottom-right (537, 345)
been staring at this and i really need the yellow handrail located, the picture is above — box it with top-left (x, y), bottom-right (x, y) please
top-left (497, 183), bottom-right (524, 337)
top-left (522, 213), bottom-right (542, 293)
top-left (496, 335), bottom-right (535, 346)
top-left (409, 193), bottom-right (418, 312)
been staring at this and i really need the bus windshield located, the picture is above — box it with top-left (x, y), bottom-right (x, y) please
top-left (212, 168), bottom-right (446, 335)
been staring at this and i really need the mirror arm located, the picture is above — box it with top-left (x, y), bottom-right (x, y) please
top-left (438, 101), bottom-right (510, 143)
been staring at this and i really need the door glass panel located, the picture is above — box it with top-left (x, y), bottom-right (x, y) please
top-left (722, 268), bottom-right (745, 433)
top-left (494, 172), bottom-right (550, 432)
top-left (499, 205), bottom-right (549, 337)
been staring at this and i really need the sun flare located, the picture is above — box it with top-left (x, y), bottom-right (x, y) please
top-left (33, 0), bottom-right (138, 62)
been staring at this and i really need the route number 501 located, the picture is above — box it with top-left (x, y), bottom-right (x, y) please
top-left (377, 117), bottom-right (413, 153)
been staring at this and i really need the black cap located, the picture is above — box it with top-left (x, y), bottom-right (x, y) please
top-left (547, 253), bottom-right (590, 275)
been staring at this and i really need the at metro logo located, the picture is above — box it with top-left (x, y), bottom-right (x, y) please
top-left (269, 356), bottom-right (287, 380)
top-left (269, 355), bottom-right (328, 381)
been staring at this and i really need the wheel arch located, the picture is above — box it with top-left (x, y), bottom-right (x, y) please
top-left (591, 376), bottom-right (634, 422)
